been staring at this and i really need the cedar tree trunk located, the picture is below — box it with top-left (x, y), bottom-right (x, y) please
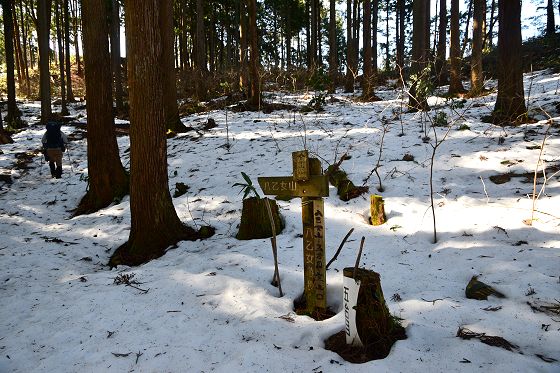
top-left (110, 0), bottom-right (123, 112)
top-left (38, 0), bottom-right (52, 123)
top-left (64, 0), bottom-right (74, 101)
top-left (247, 0), bottom-right (261, 107)
top-left (110, 0), bottom-right (204, 267)
top-left (470, 0), bottom-right (484, 95)
top-left (75, 0), bottom-right (129, 216)
top-left (435, 0), bottom-right (447, 86)
top-left (448, 0), bottom-right (465, 95)
top-left (344, 0), bottom-right (354, 92)
top-left (328, 0), bottom-right (336, 93)
top-left (362, 0), bottom-right (373, 98)
top-left (546, 0), bottom-right (555, 36)
top-left (161, 0), bottom-right (187, 132)
top-left (493, 0), bottom-right (526, 124)
top-left (3, 0), bottom-right (21, 124)
top-left (409, 0), bottom-right (430, 111)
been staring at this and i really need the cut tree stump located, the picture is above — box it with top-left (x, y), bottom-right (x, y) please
top-left (369, 195), bottom-right (386, 225)
top-left (325, 268), bottom-right (406, 363)
top-left (236, 197), bottom-right (284, 240)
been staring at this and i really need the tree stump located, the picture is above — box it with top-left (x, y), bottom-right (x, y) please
top-left (236, 197), bottom-right (284, 240)
top-left (326, 165), bottom-right (369, 201)
top-left (324, 268), bottom-right (406, 363)
top-left (369, 195), bottom-right (386, 225)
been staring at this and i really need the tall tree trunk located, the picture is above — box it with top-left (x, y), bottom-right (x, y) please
top-left (435, 0), bottom-right (447, 85)
top-left (71, 0), bottom-right (82, 77)
top-left (64, 0), bottom-right (74, 101)
top-left (328, 0), bottom-right (337, 93)
top-left (38, 0), bottom-right (52, 123)
top-left (344, 0), bottom-right (354, 92)
top-left (311, 0), bottom-right (317, 68)
top-left (397, 0), bottom-right (405, 74)
top-left (239, 0), bottom-right (249, 93)
top-left (461, 0), bottom-right (473, 58)
top-left (55, 0), bottom-right (68, 115)
top-left (372, 0), bottom-right (378, 76)
top-left (76, 0), bottom-right (129, 216)
top-left (247, 0), bottom-right (261, 107)
top-left (110, 0), bottom-right (203, 267)
top-left (470, 0), bottom-right (484, 95)
top-left (362, 0), bottom-right (373, 97)
top-left (409, 0), bottom-right (430, 111)
top-left (161, 0), bottom-right (186, 133)
top-left (3, 0), bottom-right (21, 124)
top-left (493, 0), bottom-right (526, 124)
top-left (18, 0), bottom-right (31, 96)
top-left (546, 0), bottom-right (555, 36)
top-left (305, 0), bottom-right (311, 67)
top-left (12, 3), bottom-right (24, 88)
top-left (483, 0), bottom-right (496, 49)
top-left (448, 0), bottom-right (465, 94)
top-left (385, 0), bottom-right (390, 71)
top-left (317, 0), bottom-right (322, 68)
top-left (195, 0), bottom-right (207, 100)
top-left (110, 0), bottom-right (123, 112)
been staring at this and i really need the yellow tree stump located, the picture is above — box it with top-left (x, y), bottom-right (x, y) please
top-left (370, 195), bottom-right (386, 226)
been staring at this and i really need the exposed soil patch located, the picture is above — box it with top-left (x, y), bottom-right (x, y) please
top-left (324, 327), bottom-right (407, 364)
top-left (489, 163), bottom-right (560, 184)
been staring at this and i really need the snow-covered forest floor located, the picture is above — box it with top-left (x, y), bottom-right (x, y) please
top-left (1, 71), bottom-right (559, 373)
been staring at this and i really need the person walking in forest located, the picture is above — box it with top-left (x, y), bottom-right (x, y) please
top-left (42, 122), bottom-right (68, 179)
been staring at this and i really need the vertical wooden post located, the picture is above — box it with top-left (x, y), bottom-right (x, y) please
top-left (302, 158), bottom-right (327, 315)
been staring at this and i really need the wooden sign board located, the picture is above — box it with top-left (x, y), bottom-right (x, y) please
top-left (292, 150), bottom-right (310, 181)
top-left (258, 176), bottom-right (329, 198)
top-left (257, 150), bottom-right (329, 317)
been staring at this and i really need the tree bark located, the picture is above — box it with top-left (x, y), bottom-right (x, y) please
top-left (493, 0), bottom-right (526, 124)
top-left (435, 0), bottom-right (447, 85)
top-left (38, 0), bottom-right (52, 123)
top-left (362, 0), bottom-right (373, 97)
top-left (76, 0), bottom-right (129, 216)
top-left (64, 0), bottom-right (74, 101)
top-left (161, 0), bottom-right (186, 133)
top-left (546, 0), bottom-right (555, 36)
top-left (483, 0), bottom-right (496, 49)
top-left (328, 0), bottom-right (337, 93)
top-left (55, 0), bottom-right (68, 115)
top-left (396, 0), bottom-right (404, 77)
top-left (18, 0), bottom-right (31, 96)
top-left (110, 0), bottom-right (205, 267)
top-left (239, 0), bottom-right (249, 93)
top-left (3, 0), bottom-right (21, 124)
top-left (461, 0), bottom-right (473, 58)
top-left (311, 0), bottom-right (318, 68)
top-left (448, 0), bottom-right (465, 95)
top-left (372, 0), bottom-right (378, 77)
top-left (109, 0), bottom-right (123, 112)
top-left (70, 0), bottom-right (82, 77)
top-left (247, 0), bottom-right (261, 107)
top-left (409, 0), bottom-right (430, 111)
top-left (195, 0), bottom-right (207, 100)
top-left (344, 0), bottom-right (354, 92)
top-left (470, 0), bottom-right (484, 95)
top-left (385, 0), bottom-right (390, 71)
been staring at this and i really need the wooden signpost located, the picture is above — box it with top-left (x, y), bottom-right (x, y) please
top-left (258, 150), bottom-right (329, 316)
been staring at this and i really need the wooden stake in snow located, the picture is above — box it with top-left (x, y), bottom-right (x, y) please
top-left (258, 150), bottom-right (330, 317)
top-left (369, 195), bottom-right (386, 226)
